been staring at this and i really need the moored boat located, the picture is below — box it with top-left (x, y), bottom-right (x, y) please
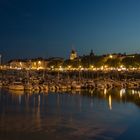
top-left (9, 82), bottom-right (24, 91)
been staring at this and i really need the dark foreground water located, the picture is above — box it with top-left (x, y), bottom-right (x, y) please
top-left (0, 88), bottom-right (140, 140)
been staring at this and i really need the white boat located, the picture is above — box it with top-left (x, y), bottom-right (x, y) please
top-left (9, 82), bottom-right (24, 91)
top-left (24, 83), bottom-right (33, 91)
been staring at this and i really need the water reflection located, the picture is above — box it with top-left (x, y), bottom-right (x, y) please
top-left (120, 88), bottom-right (126, 98)
top-left (109, 95), bottom-right (112, 110)
top-left (2, 88), bottom-right (140, 112)
top-left (0, 88), bottom-right (140, 139)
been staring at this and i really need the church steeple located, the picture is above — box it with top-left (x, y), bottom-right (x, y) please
top-left (90, 50), bottom-right (94, 56)
top-left (70, 49), bottom-right (77, 60)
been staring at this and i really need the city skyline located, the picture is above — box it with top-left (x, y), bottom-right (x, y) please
top-left (1, 0), bottom-right (140, 62)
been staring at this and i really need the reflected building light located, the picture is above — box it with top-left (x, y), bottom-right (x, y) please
top-left (139, 93), bottom-right (140, 98)
top-left (19, 95), bottom-right (21, 104)
top-left (90, 99), bottom-right (93, 108)
top-left (132, 90), bottom-right (135, 95)
top-left (35, 95), bottom-right (41, 130)
top-left (120, 88), bottom-right (126, 98)
top-left (57, 94), bottom-right (60, 106)
top-left (89, 89), bottom-right (93, 95)
top-left (120, 91), bottom-right (123, 98)
top-left (109, 95), bottom-right (112, 110)
top-left (104, 88), bottom-right (107, 95)
top-left (38, 95), bottom-right (40, 106)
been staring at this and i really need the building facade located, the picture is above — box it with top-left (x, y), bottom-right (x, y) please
top-left (9, 58), bottom-right (48, 70)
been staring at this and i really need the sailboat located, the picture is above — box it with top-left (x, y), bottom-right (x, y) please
top-left (9, 82), bottom-right (24, 90)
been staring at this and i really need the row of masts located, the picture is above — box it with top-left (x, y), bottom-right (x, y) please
top-left (1, 69), bottom-right (140, 92)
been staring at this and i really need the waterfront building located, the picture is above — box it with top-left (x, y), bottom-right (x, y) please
top-left (29, 58), bottom-right (48, 70)
top-left (8, 58), bottom-right (48, 70)
top-left (70, 49), bottom-right (78, 60)
top-left (9, 59), bottom-right (27, 69)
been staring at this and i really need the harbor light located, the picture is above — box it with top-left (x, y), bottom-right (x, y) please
top-left (68, 65), bottom-right (71, 69)
top-left (38, 61), bottom-right (41, 64)
top-left (120, 65), bottom-right (123, 68)
top-left (109, 95), bottom-right (112, 110)
top-left (50, 66), bottom-right (54, 71)
top-left (59, 65), bottom-right (63, 71)
top-left (68, 65), bottom-right (71, 70)
top-left (90, 65), bottom-right (94, 69)
top-left (79, 65), bottom-right (82, 69)
top-left (109, 55), bottom-right (113, 58)
top-left (101, 66), bottom-right (104, 70)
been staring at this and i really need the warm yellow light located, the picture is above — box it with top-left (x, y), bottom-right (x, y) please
top-left (101, 66), bottom-right (104, 70)
top-left (38, 61), bottom-right (41, 64)
top-left (109, 55), bottom-right (113, 58)
top-left (79, 65), bottom-right (82, 68)
top-left (51, 66), bottom-right (54, 69)
top-left (20, 62), bottom-right (22, 66)
top-left (109, 95), bottom-right (112, 110)
top-left (90, 65), bottom-right (94, 69)
top-left (59, 66), bottom-right (63, 71)
top-left (104, 88), bottom-right (107, 95)
top-left (104, 65), bottom-right (107, 68)
top-left (68, 65), bottom-right (71, 70)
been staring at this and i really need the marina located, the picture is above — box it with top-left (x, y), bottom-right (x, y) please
top-left (1, 0), bottom-right (140, 139)
top-left (1, 70), bottom-right (140, 92)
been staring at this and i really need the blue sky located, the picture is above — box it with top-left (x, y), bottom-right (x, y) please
top-left (1, 0), bottom-right (140, 62)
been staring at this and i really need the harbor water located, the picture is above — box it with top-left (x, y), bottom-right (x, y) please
top-left (0, 88), bottom-right (140, 140)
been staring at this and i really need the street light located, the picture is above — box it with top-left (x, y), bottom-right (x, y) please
top-left (59, 66), bottom-right (63, 71)
top-left (38, 61), bottom-right (41, 64)
top-left (68, 65), bottom-right (71, 69)
top-left (109, 55), bottom-right (113, 58)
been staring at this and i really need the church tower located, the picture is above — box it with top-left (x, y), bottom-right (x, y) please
top-left (70, 49), bottom-right (77, 60)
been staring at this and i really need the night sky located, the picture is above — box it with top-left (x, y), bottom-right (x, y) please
top-left (1, 0), bottom-right (140, 62)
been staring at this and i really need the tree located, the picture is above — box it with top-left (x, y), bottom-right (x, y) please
top-left (121, 57), bottom-right (135, 68)
top-left (105, 58), bottom-right (121, 68)
top-left (48, 59), bottom-right (64, 68)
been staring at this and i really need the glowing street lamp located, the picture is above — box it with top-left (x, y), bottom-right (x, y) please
top-left (51, 66), bottom-right (54, 70)
top-left (109, 55), bottom-right (113, 58)
top-left (19, 62), bottom-right (22, 69)
top-left (91, 65), bottom-right (94, 68)
top-left (59, 66), bottom-right (63, 71)
top-left (68, 65), bottom-right (71, 71)
top-left (79, 65), bottom-right (82, 69)
top-left (38, 61), bottom-right (41, 64)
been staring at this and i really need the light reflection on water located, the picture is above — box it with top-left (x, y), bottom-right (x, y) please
top-left (0, 88), bottom-right (140, 140)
